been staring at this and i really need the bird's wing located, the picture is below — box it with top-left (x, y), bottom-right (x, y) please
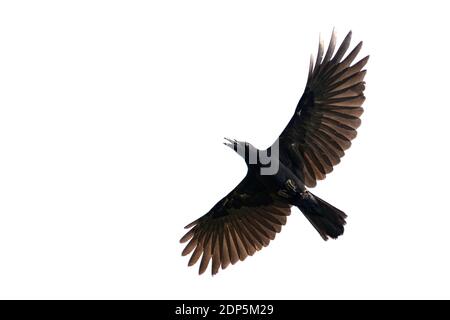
top-left (180, 174), bottom-right (291, 275)
top-left (277, 30), bottom-right (368, 187)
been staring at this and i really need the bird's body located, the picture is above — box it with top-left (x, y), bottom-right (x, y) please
top-left (181, 30), bottom-right (368, 275)
top-left (241, 147), bottom-right (305, 199)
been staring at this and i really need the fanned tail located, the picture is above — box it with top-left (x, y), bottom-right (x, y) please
top-left (295, 191), bottom-right (347, 240)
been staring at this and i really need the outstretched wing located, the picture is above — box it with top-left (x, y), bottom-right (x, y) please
top-left (278, 30), bottom-right (368, 187)
top-left (180, 174), bottom-right (291, 275)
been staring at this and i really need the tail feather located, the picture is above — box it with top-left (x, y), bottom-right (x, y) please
top-left (296, 191), bottom-right (347, 240)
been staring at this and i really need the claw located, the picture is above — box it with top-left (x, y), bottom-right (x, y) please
top-left (286, 179), bottom-right (297, 192)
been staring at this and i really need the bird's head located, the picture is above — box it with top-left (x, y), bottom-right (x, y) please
top-left (223, 137), bottom-right (259, 165)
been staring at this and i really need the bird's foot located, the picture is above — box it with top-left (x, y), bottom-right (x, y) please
top-left (285, 179), bottom-right (297, 192)
top-left (299, 190), bottom-right (311, 200)
top-left (277, 189), bottom-right (290, 198)
top-left (277, 179), bottom-right (298, 198)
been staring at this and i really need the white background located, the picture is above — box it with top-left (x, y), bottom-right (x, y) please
top-left (0, 1), bottom-right (449, 299)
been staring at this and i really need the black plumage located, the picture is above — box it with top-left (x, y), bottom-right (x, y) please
top-left (180, 30), bottom-right (368, 275)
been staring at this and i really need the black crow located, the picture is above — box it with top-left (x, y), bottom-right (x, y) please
top-left (180, 30), bottom-right (368, 275)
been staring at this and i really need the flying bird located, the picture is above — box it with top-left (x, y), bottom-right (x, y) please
top-left (180, 30), bottom-right (368, 275)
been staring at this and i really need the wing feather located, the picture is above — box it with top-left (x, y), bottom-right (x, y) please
top-left (181, 174), bottom-right (292, 275)
top-left (180, 175), bottom-right (291, 275)
top-left (277, 30), bottom-right (368, 187)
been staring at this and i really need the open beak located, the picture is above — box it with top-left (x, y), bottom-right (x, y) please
top-left (223, 137), bottom-right (236, 149)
